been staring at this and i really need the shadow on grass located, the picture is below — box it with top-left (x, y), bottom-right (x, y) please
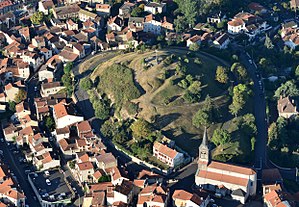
top-left (153, 113), bottom-right (181, 129)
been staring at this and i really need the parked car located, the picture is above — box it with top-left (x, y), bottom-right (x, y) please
top-left (46, 179), bottom-right (51, 186)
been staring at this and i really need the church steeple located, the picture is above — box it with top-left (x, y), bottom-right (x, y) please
top-left (198, 127), bottom-right (210, 170)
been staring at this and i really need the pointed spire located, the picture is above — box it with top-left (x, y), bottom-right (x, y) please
top-left (202, 126), bottom-right (208, 146)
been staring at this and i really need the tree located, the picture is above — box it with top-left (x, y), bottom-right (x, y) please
top-left (14, 89), bottom-right (27, 103)
top-left (45, 116), bottom-right (55, 131)
top-left (229, 84), bottom-right (250, 117)
top-left (295, 65), bottom-right (299, 78)
top-left (80, 77), bottom-right (93, 91)
top-left (131, 6), bottom-right (143, 17)
top-left (101, 120), bottom-right (117, 138)
top-left (174, 0), bottom-right (197, 26)
top-left (189, 43), bottom-right (200, 51)
top-left (64, 62), bottom-right (73, 74)
top-left (174, 16), bottom-right (188, 32)
top-left (268, 122), bottom-right (279, 150)
top-left (264, 34), bottom-right (274, 50)
top-left (94, 100), bottom-right (110, 120)
top-left (231, 62), bottom-right (247, 82)
top-left (242, 113), bottom-right (257, 135)
top-left (130, 119), bottom-right (153, 141)
top-left (211, 128), bottom-right (231, 147)
top-left (98, 175), bottom-right (111, 183)
top-left (188, 80), bottom-right (201, 94)
top-left (215, 66), bottom-right (229, 84)
top-left (192, 109), bottom-right (210, 128)
top-left (274, 80), bottom-right (299, 98)
top-left (251, 137), bottom-right (256, 151)
top-left (8, 101), bottom-right (16, 112)
top-left (62, 73), bottom-right (74, 96)
top-left (30, 12), bottom-right (44, 25)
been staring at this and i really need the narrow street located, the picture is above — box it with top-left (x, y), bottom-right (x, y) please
top-left (0, 125), bottom-right (41, 207)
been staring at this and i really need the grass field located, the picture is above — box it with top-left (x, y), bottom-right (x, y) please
top-left (91, 49), bottom-right (254, 158)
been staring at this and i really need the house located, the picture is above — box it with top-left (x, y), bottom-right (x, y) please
top-left (19, 27), bottom-right (31, 42)
top-left (41, 82), bottom-right (65, 97)
top-left (264, 190), bottom-right (291, 207)
top-left (75, 161), bottom-right (95, 183)
top-left (108, 16), bottom-right (124, 32)
top-left (137, 184), bottom-right (169, 207)
top-left (128, 17), bottom-right (144, 32)
top-left (79, 9), bottom-right (98, 22)
top-left (137, 170), bottom-right (163, 185)
top-left (207, 12), bottom-right (225, 24)
top-left (112, 180), bottom-right (134, 205)
top-left (227, 18), bottom-right (245, 34)
top-left (96, 152), bottom-right (117, 170)
top-left (213, 33), bottom-right (230, 49)
top-left (53, 4), bottom-right (80, 19)
top-left (153, 142), bottom-right (184, 168)
top-left (119, 2), bottom-right (135, 18)
top-left (248, 2), bottom-right (267, 14)
top-left (4, 83), bottom-right (19, 102)
top-left (96, 4), bottom-right (111, 16)
top-left (0, 11), bottom-right (16, 29)
top-left (21, 51), bottom-right (44, 71)
top-left (186, 35), bottom-right (201, 47)
top-left (262, 169), bottom-right (283, 196)
top-left (172, 190), bottom-right (210, 207)
top-left (144, 14), bottom-right (162, 35)
top-left (3, 123), bottom-right (21, 142)
top-left (195, 128), bottom-right (257, 204)
top-left (144, 2), bottom-right (166, 15)
top-left (32, 36), bottom-right (46, 49)
top-left (53, 102), bottom-right (84, 129)
top-left (277, 96), bottom-right (298, 118)
top-left (38, 0), bottom-right (54, 15)
top-left (66, 19), bottom-right (78, 30)
top-left (290, 0), bottom-right (299, 10)
top-left (15, 101), bottom-right (30, 120)
top-left (38, 65), bottom-right (54, 82)
top-left (16, 61), bottom-right (30, 80)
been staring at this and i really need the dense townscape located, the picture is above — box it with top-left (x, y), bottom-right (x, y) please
top-left (1, 0), bottom-right (299, 206)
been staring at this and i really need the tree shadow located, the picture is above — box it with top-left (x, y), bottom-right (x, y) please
top-left (153, 113), bottom-right (181, 129)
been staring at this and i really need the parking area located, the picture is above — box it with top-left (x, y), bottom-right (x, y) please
top-left (28, 170), bottom-right (73, 205)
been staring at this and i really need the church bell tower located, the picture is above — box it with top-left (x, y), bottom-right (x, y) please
top-left (198, 127), bottom-right (210, 170)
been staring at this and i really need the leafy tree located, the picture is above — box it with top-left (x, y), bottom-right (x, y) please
top-left (69, 160), bottom-right (76, 169)
top-left (188, 80), bottom-right (201, 94)
top-left (189, 43), bottom-right (200, 51)
top-left (94, 100), bottom-right (110, 120)
top-left (62, 73), bottom-right (73, 96)
top-left (45, 116), bottom-right (55, 131)
top-left (64, 62), bottom-right (73, 74)
top-left (215, 66), bottom-right (229, 84)
top-left (295, 65), bottom-right (299, 78)
top-left (101, 120), bottom-right (117, 138)
top-left (98, 175), bottom-right (111, 183)
top-left (251, 137), bottom-right (256, 151)
top-left (30, 12), bottom-right (44, 25)
top-left (131, 6), bottom-right (143, 17)
top-left (130, 119), bottom-right (153, 141)
top-left (174, 0), bottom-right (197, 26)
top-left (192, 109), bottom-right (210, 128)
top-left (229, 84), bottom-right (250, 117)
top-left (80, 77), bottom-right (93, 91)
top-left (259, 58), bottom-right (275, 74)
top-left (264, 34), bottom-right (274, 50)
top-left (14, 89), bottom-right (27, 103)
top-left (231, 62), bottom-right (247, 82)
top-left (8, 101), bottom-right (16, 112)
top-left (194, 58), bottom-right (202, 65)
top-left (274, 80), bottom-right (299, 98)
top-left (174, 16), bottom-right (188, 32)
top-left (211, 128), bottom-right (231, 147)
top-left (241, 114), bottom-right (257, 135)
top-left (203, 95), bottom-right (213, 113)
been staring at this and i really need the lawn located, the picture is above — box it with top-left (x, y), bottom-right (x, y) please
top-left (91, 48), bottom-right (255, 159)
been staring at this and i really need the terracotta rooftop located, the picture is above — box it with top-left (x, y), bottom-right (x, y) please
top-left (208, 161), bottom-right (256, 175)
top-left (228, 18), bottom-right (244, 27)
top-left (77, 161), bottom-right (93, 171)
top-left (153, 142), bottom-right (178, 159)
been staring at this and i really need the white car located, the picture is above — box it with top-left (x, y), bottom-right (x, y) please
top-left (34, 86), bottom-right (38, 91)
top-left (249, 59), bottom-right (253, 64)
top-left (46, 179), bottom-right (51, 186)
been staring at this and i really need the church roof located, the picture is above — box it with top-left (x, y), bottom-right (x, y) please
top-left (197, 170), bottom-right (249, 187)
top-left (208, 161), bottom-right (256, 175)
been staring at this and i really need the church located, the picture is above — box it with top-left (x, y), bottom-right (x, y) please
top-left (195, 127), bottom-right (257, 204)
